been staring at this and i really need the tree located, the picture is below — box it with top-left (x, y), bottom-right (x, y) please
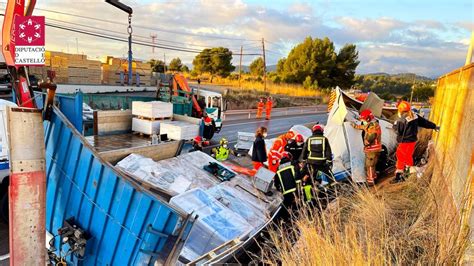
top-left (182, 65), bottom-right (190, 73)
top-left (277, 37), bottom-right (337, 88)
top-left (331, 44), bottom-right (360, 89)
top-left (169, 57), bottom-right (183, 72)
top-left (193, 47), bottom-right (235, 82)
top-left (148, 59), bottom-right (166, 73)
top-left (249, 57), bottom-right (265, 76)
top-left (276, 37), bottom-right (360, 89)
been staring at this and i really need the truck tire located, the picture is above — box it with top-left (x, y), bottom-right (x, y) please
top-left (0, 193), bottom-right (7, 224)
top-left (0, 175), bottom-right (8, 224)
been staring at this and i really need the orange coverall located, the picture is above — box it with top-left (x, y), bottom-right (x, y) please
top-left (256, 100), bottom-right (264, 118)
top-left (265, 99), bottom-right (273, 120)
top-left (267, 132), bottom-right (295, 172)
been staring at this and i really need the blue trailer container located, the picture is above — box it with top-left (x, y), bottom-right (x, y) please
top-left (44, 106), bottom-right (194, 265)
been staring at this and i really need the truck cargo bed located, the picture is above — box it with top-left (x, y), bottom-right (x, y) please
top-left (44, 107), bottom-right (193, 265)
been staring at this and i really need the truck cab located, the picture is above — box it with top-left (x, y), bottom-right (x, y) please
top-left (194, 89), bottom-right (224, 132)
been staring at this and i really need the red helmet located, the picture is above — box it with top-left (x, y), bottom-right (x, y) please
top-left (194, 136), bottom-right (202, 142)
top-left (360, 109), bottom-right (374, 122)
top-left (312, 124), bottom-right (324, 133)
top-left (295, 134), bottom-right (304, 143)
top-left (397, 101), bottom-right (411, 112)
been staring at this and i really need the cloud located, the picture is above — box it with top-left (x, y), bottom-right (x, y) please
top-left (0, 0), bottom-right (470, 77)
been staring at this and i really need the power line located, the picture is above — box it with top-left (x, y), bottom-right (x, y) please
top-left (28, 5), bottom-right (261, 42)
top-left (2, 6), bottom-right (261, 51)
top-left (35, 19), bottom-right (263, 56)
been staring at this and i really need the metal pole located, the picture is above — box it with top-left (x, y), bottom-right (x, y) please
top-left (239, 45), bottom-right (243, 89)
top-left (128, 14), bottom-right (133, 86)
top-left (465, 31), bottom-right (474, 66)
top-left (262, 38), bottom-right (267, 92)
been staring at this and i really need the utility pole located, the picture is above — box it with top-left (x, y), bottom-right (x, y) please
top-left (239, 45), bottom-right (243, 89)
top-left (262, 38), bottom-right (267, 92)
top-left (465, 31), bottom-right (474, 66)
top-left (150, 33), bottom-right (157, 54)
top-left (163, 53), bottom-right (167, 73)
top-left (75, 38), bottom-right (79, 54)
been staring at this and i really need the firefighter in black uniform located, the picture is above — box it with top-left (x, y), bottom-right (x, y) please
top-left (274, 155), bottom-right (298, 220)
top-left (300, 124), bottom-right (333, 184)
top-left (285, 134), bottom-right (305, 165)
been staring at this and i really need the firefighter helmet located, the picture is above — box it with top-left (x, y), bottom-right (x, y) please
top-left (312, 124), bottom-right (324, 133)
top-left (360, 109), bottom-right (375, 122)
top-left (220, 138), bottom-right (228, 145)
top-left (397, 101), bottom-right (411, 112)
top-left (295, 134), bottom-right (304, 143)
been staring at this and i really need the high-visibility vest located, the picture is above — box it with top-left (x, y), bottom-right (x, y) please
top-left (307, 136), bottom-right (327, 161)
top-left (303, 184), bottom-right (313, 202)
top-left (215, 146), bottom-right (230, 161)
top-left (276, 165), bottom-right (297, 195)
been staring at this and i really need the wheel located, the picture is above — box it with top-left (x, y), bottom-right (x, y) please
top-left (0, 193), bottom-right (8, 224)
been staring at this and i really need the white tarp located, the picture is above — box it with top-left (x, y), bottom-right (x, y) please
top-left (325, 87), bottom-right (398, 183)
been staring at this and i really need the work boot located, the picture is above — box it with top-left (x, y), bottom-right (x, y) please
top-left (367, 167), bottom-right (375, 186)
top-left (390, 172), bottom-right (405, 184)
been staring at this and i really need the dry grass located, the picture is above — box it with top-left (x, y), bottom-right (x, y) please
top-left (259, 161), bottom-right (470, 265)
top-left (186, 73), bottom-right (323, 97)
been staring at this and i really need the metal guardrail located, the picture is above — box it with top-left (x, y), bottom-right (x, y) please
top-left (223, 105), bottom-right (327, 120)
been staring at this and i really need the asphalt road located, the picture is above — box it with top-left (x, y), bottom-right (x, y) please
top-left (204, 112), bottom-right (328, 151)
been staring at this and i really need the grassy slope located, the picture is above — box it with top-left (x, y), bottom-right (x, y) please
top-left (259, 134), bottom-right (469, 265)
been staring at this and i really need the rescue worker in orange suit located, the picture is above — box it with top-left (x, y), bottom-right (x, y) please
top-left (300, 125), bottom-right (332, 183)
top-left (391, 101), bottom-right (439, 183)
top-left (265, 97), bottom-right (273, 120)
top-left (256, 98), bottom-right (265, 119)
top-left (202, 113), bottom-right (215, 143)
top-left (268, 131), bottom-right (295, 173)
top-left (351, 109), bottom-right (382, 186)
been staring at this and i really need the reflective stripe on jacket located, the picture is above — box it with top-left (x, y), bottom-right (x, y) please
top-left (364, 121), bottom-right (382, 152)
top-left (307, 136), bottom-right (327, 161)
top-left (276, 165), bottom-right (297, 195)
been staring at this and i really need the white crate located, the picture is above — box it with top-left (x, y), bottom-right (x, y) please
top-left (160, 121), bottom-right (199, 140)
top-left (234, 132), bottom-right (255, 150)
top-left (132, 117), bottom-right (163, 135)
top-left (131, 101), bottom-right (173, 119)
top-left (254, 167), bottom-right (275, 193)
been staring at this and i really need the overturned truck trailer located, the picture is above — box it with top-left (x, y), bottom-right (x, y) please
top-left (324, 87), bottom-right (398, 183)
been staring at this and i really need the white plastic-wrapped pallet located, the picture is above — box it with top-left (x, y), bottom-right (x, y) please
top-left (131, 101), bottom-right (173, 118)
top-left (131, 117), bottom-right (162, 135)
top-left (160, 121), bottom-right (200, 140)
top-left (170, 188), bottom-right (253, 261)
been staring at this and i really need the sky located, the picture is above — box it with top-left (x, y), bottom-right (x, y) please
top-left (1, 0), bottom-right (473, 77)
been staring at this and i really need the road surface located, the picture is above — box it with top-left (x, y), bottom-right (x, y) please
top-left (204, 112), bottom-right (328, 152)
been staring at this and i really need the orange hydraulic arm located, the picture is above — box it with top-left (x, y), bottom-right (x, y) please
top-left (172, 74), bottom-right (203, 117)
